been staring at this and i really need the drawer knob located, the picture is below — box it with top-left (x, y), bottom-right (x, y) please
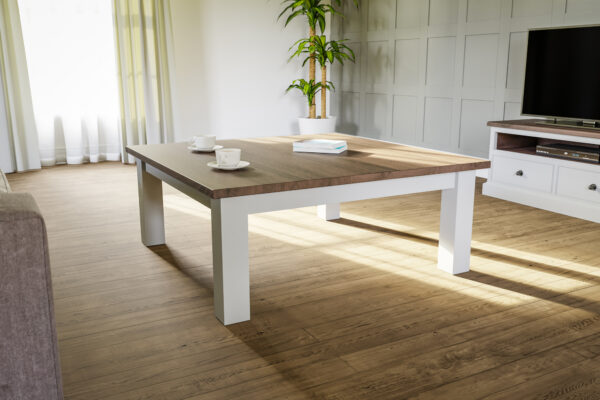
top-left (590, 184), bottom-right (598, 191)
top-left (515, 170), bottom-right (524, 176)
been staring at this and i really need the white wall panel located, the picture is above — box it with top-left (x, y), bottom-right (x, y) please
top-left (565, 0), bottom-right (600, 23)
top-left (341, 42), bottom-right (362, 91)
top-left (339, 0), bottom-right (600, 158)
top-left (467, 0), bottom-right (502, 22)
top-left (394, 39), bottom-right (420, 87)
top-left (429, 0), bottom-right (459, 26)
top-left (460, 100), bottom-right (494, 157)
top-left (367, 41), bottom-right (392, 85)
top-left (504, 102), bottom-right (524, 120)
top-left (512, 0), bottom-right (553, 18)
top-left (343, 1), bottom-right (362, 33)
top-left (506, 32), bottom-right (527, 90)
top-left (392, 95), bottom-right (418, 142)
top-left (340, 92), bottom-right (361, 134)
top-left (364, 93), bottom-right (389, 138)
top-left (368, 0), bottom-right (395, 31)
top-left (426, 37), bottom-right (456, 87)
top-left (396, 0), bottom-right (424, 29)
top-left (463, 34), bottom-right (498, 89)
top-left (566, 0), bottom-right (600, 15)
top-left (424, 97), bottom-right (453, 146)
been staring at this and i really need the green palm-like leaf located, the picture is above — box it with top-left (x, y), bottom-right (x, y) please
top-left (287, 35), bottom-right (356, 67)
top-left (278, 0), bottom-right (359, 32)
top-left (286, 79), bottom-right (324, 107)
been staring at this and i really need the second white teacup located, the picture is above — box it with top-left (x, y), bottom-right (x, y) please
top-left (192, 135), bottom-right (216, 149)
top-left (216, 148), bottom-right (241, 167)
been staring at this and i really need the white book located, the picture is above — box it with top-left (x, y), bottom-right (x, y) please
top-left (293, 145), bottom-right (347, 154)
top-left (293, 139), bottom-right (347, 150)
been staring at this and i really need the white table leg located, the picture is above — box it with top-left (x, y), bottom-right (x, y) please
top-left (317, 203), bottom-right (340, 220)
top-left (136, 160), bottom-right (165, 246)
top-left (211, 198), bottom-right (250, 325)
top-left (437, 170), bottom-right (476, 274)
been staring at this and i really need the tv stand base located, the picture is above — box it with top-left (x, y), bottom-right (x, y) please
top-left (483, 120), bottom-right (600, 224)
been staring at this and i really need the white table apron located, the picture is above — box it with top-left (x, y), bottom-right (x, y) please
top-left (135, 159), bottom-right (477, 325)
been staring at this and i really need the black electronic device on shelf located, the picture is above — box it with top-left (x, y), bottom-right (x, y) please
top-left (535, 143), bottom-right (600, 163)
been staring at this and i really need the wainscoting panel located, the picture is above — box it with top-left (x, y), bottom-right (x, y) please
top-left (339, 92), bottom-right (361, 134)
top-left (423, 97), bottom-right (453, 147)
top-left (430, 0), bottom-right (460, 26)
top-left (396, 0), bottom-right (422, 28)
top-left (565, 0), bottom-right (600, 23)
top-left (506, 31), bottom-right (527, 91)
top-left (341, 42), bottom-right (362, 91)
top-left (394, 39), bottom-right (420, 87)
top-left (336, 0), bottom-right (600, 157)
top-left (426, 37), bottom-right (457, 87)
top-left (459, 99), bottom-right (494, 157)
top-left (504, 101), bottom-right (524, 120)
top-left (364, 93), bottom-right (390, 137)
top-left (366, 41), bottom-right (392, 87)
top-left (511, 0), bottom-right (553, 19)
top-left (467, 0), bottom-right (502, 22)
top-left (463, 34), bottom-right (498, 89)
top-left (392, 95), bottom-right (418, 141)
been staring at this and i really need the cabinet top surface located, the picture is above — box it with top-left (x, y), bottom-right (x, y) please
top-left (126, 133), bottom-right (490, 199)
top-left (488, 119), bottom-right (600, 140)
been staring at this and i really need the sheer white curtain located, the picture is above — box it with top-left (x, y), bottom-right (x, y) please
top-left (18, 0), bottom-right (121, 165)
top-left (0, 0), bottom-right (40, 173)
top-left (113, 0), bottom-right (176, 163)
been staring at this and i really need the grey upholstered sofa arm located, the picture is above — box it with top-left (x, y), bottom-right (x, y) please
top-left (0, 192), bottom-right (64, 400)
top-left (0, 192), bottom-right (43, 222)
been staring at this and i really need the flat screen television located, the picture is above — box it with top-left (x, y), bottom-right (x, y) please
top-left (522, 25), bottom-right (600, 123)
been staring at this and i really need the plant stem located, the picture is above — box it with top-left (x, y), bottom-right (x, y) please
top-left (309, 27), bottom-right (316, 119)
top-left (321, 65), bottom-right (327, 119)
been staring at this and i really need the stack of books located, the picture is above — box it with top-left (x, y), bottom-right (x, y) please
top-left (293, 139), bottom-right (347, 154)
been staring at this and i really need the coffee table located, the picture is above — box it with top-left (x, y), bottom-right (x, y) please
top-left (126, 134), bottom-right (490, 325)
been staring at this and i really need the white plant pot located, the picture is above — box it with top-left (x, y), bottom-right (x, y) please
top-left (298, 116), bottom-right (337, 134)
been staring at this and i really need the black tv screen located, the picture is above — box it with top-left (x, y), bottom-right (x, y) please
top-left (522, 25), bottom-right (600, 121)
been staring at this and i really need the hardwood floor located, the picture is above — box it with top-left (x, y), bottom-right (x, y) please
top-left (7, 162), bottom-right (600, 399)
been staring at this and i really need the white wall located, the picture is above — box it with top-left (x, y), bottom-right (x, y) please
top-left (169, 0), bottom-right (319, 141)
top-left (339, 0), bottom-right (600, 158)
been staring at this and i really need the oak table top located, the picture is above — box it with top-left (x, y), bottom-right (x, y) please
top-left (126, 133), bottom-right (490, 199)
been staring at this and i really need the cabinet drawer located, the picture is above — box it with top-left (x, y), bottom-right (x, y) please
top-left (557, 167), bottom-right (600, 203)
top-left (492, 155), bottom-right (554, 192)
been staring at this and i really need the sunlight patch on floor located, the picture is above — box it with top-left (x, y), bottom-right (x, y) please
top-left (342, 211), bottom-right (600, 278)
top-left (164, 194), bottom-right (591, 304)
top-left (164, 195), bottom-right (374, 248)
top-left (322, 246), bottom-right (529, 305)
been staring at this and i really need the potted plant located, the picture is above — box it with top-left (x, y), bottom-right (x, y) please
top-left (289, 35), bottom-right (355, 133)
top-left (280, 0), bottom-right (357, 134)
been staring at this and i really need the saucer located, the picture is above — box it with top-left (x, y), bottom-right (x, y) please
top-left (207, 161), bottom-right (250, 171)
top-left (188, 144), bottom-right (223, 153)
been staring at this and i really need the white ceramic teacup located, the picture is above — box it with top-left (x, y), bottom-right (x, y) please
top-left (216, 148), bottom-right (241, 167)
top-left (192, 135), bottom-right (216, 149)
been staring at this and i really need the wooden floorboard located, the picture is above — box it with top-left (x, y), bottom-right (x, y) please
top-left (7, 162), bottom-right (600, 400)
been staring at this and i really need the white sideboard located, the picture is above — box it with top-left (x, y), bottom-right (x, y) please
top-left (482, 120), bottom-right (600, 223)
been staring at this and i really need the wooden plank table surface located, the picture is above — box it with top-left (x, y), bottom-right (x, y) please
top-left (126, 133), bottom-right (490, 199)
